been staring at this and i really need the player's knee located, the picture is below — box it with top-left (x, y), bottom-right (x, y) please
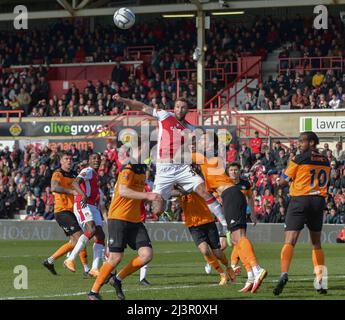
top-left (139, 250), bottom-right (153, 264)
top-left (311, 240), bottom-right (322, 249)
top-left (108, 253), bottom-right (122, 266)
top-left (200, 246), bottom-right (211, 256)
top-left (85, 224), bottom-right (96, 238)
top-left (194, 183), bottom-right (209, 200)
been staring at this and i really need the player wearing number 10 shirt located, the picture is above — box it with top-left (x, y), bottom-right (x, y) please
top-left (273, 131), bottom-right (330, 296)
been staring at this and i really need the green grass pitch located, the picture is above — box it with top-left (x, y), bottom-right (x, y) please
top-left (0, 240), bottom-right (344, 300)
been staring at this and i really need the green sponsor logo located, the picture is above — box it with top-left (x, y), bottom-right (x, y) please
top-left (304, 118), bottom-right (312, 131)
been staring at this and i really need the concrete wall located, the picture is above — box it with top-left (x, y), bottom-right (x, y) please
top-left (0, 220), bottom-right (342, 244)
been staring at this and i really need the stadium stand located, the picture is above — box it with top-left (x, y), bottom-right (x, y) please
top-left (1, 15), bottom-right (345, 119)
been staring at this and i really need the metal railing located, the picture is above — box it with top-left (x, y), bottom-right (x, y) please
top-left (0, 110), bottom-right (24, 122)
top-left (278, 56), bottom-right (343, 73)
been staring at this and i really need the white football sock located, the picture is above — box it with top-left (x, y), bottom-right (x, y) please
top-left (68, 234), bottom-right (89, 261)
top-left (247, 270), bottom-right (254, 281)
top-left (253, 265), bottom-right (262, 277)
top-left (83, 264), bottom-right (90, 273)
top-left (207, 200), bottom-right (227, 229)
top-left (91, 243), bottom-right (105, 270)
top-left (47, 256), bottom-right (55, 264)
top-left (139, 265), bottom-right (148, 281)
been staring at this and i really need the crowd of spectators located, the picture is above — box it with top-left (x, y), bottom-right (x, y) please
top-left (240, 16), bottom-right (345, 111)
top-left (240, 69), bottom-right (345, 111)
top-left (1, 134), bottom-right (344, 225)
top-left (6, 15), bottom-right (345, 117)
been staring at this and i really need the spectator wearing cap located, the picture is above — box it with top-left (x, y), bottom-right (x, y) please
top-left (226, 144), bottom-right (237, 163)
top-left (250, 131), bottom-right (262, 161)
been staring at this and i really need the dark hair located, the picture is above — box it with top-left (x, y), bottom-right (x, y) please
top-left (175, 97), bottom-right (190, 108)
top-left (59, 150), bottom-right (71, 159)
top-left (89, 152), bottom-right (101, 160)
top-left (228, 162), bottom-right (241, 169)
top-left (301, 131), bottom-right (319, 145)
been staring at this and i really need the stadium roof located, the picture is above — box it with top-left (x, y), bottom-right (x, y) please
top-left (1, 0), bottom-right (344, 20)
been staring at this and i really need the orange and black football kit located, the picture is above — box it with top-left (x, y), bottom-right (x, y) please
top-left (107, 163), bottom-right (151, 253)
top-left (282, 150), bottom-right (330, 232)
top-left (51, 168), bottom-right (81, 236)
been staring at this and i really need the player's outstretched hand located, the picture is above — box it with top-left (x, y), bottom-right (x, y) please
top-left (146, 193), bottom-right (162, 202)
top-left (112, 93), bottom-right (123, 102)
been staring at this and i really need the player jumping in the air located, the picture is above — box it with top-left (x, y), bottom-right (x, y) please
top-left (112, 94), bottom-right (228, 234)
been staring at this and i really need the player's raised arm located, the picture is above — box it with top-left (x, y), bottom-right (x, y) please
top-left (113, 93), bottom-right (154, 115)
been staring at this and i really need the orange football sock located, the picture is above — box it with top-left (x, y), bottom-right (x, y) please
top-left (91, 262), bottom-right (114, 293)
top-left (312, 249), bottom-right (325, 280)
top-left (204, 253), bottom-right (224, 274)
top-left (237, 248), bottom-right (252, 272)
top-left (218, 252), bottom-right (229, 268)
top-left (79, 248), bottom-right (88, 266)
top-left (117, 256), bottom-right (145, 281)
top-left (231, 245), bottom-right (240, 266)
top-left (238, 237), bottom-right (258, 268)
top-left (52, 242), bottom-right (75, 260)
top-left (281, 243), bottom-right (294, 273)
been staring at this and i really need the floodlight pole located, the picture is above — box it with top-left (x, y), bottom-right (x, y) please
top-left (196, 10), bottom-right (205, 126)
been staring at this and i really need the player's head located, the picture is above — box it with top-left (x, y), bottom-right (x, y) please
top-left (59, 151), bottom-right (73, 172)
top-left (298, 131), bottom-right (319, 153)
top-left (89, 153), bottom-right (101, 169)
top-left (174, 98), bottom-right (189, 121)
top-left (228, 162), bottom-right (241, 180)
